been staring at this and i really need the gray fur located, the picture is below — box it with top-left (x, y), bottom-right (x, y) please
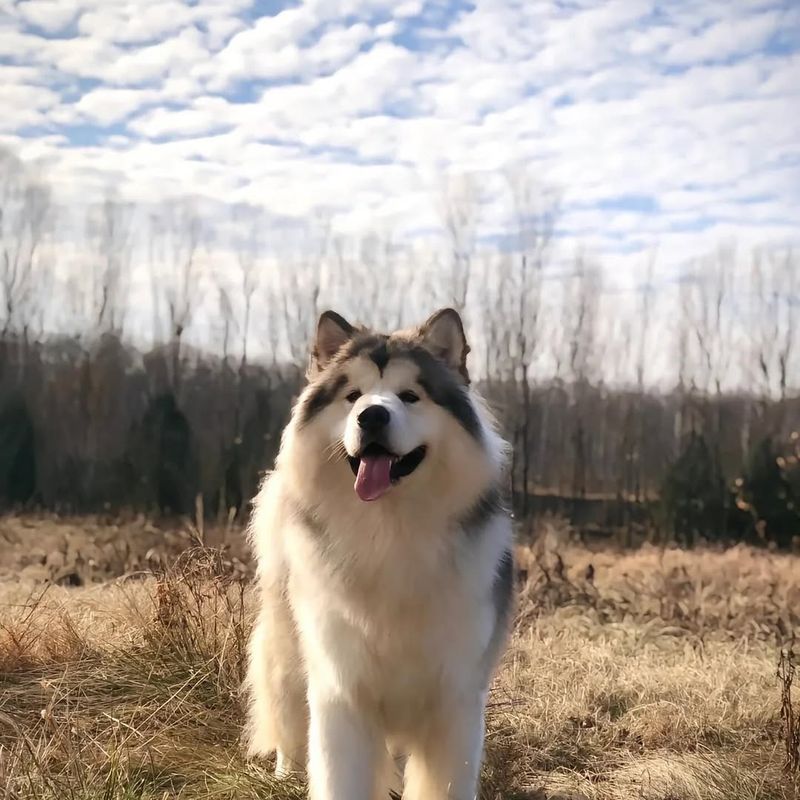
top-left (492, 548), bottom-right (514, 629)
top-left (341, 334), bottom-right (482, 441)
top-left (484, 547), bottom-right (514, 673)
top-left (459, 487), bottom-right (505, 538)
top-left (297, 373), bottom-right (347, 428)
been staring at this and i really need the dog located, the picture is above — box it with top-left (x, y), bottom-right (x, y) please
top-left (244, 308), bottom-right (513, 800)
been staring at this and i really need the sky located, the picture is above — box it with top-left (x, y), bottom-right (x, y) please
top-left (0, 0), bottom-right (799, 289)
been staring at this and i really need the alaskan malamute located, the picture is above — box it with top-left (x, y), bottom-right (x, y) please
top-left (245, 308), bottom-right (513, 800)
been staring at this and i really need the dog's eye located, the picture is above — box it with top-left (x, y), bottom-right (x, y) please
top-left (398, 390), bottom-right (420, 405)
top-left (346, 390), bottom-right (361, 404)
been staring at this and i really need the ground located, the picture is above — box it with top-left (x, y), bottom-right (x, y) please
top-left (1, 514), bottom-right (799, 799)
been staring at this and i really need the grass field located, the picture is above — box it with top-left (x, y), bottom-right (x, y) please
top-left (1, 514), bottom-right (799, 799)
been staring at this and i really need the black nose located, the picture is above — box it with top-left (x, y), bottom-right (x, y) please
top-left (358, 405), bottom-right (390, 433)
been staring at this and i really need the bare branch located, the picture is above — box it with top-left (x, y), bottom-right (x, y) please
top-left (0, 147), bottom-right (53, 336)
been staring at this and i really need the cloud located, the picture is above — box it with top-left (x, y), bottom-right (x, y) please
top-left (663, 10), bottom-right (781, 65)
top-left (0, 0), bottom-right (795, 296)
top-left (0, 83), bottom-right (60, 131)
top-left (17, 32), bottom-right (122, 79)
top-left (129, 97), bottom-right (235, 138)
top-left (199, 6), bottom-right (320, 86)
top-left (73, 88), bottom-right (160, 126)
top-left (76, 2), bottom-right (197, 43)
top-left (310, 22), bottom-right (373, 72)
top-left (16, 0), bottom-right (80, 33)
top-left (104, 26), bottom-right (209, 85)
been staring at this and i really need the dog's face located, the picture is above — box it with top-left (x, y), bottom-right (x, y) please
top-left (338, 354), bottom-right (434, 501)
top-left (289, 308), bottom-right (494, 505)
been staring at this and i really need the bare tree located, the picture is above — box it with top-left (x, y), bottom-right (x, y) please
top-left (773, 248), bottom-right (797, 407)
top-left (0, 147), bottom-right (52, 337)
top-left (503, 170), bottom-right (558, 513)
top-left (482, 251), bottom-right (513, 390)
top-left (220, 202), bottom-right (269, 468)
top-left (672, 274), bottom-right (694, 452)
top-left (325, 230), bottom-right (408, 331)
top-left (229, 203), bottom-right (266, 372)
top-left (149, 198), bottom-right (204, 391)
top-left (746, 247), bottom-right (798, 444)
top-left (744, 249), bottom-right (775, 456)
top-left (565, 253), bottom-right (601, 498)
top-left (438, 172), bottom-right (480, 313)
top-left (216, 283), bottom-right (236, 364)
top-left (684, 247), bottom-right (736, 482)
top-left (275, 216), bottom-right (327, 371)
top-left (86, 193), bottom-right (136, 336)
top-left (632, 254), bottom-right (656, 500)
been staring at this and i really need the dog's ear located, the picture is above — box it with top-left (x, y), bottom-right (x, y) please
top-left (312, 310), bottom-right (354, 372)
top-left (418, 308), bottom-right (470, 382)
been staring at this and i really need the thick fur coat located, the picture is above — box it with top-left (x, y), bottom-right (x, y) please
top-left (244, 309), bottom-right (513, 800)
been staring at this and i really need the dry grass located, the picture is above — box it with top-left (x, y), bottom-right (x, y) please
top-left (1, 515), bottom-right (799, 799)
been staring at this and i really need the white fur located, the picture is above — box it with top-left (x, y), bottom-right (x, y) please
top-left (245, 348), bottom-right (512, 800)
top-left (341, 360), bottom-right (432, 459)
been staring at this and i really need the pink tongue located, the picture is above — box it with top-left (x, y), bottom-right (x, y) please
top-left (354, 455), bottom-right (394, 501)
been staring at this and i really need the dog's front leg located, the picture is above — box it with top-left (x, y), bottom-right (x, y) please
top-left (404, 692), bottom-right (486, 800)
top-left (307, 690), bottom-right (379, 800)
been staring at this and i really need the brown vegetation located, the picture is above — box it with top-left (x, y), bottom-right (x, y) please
top-left (1, 516), bottom-right (799, 799)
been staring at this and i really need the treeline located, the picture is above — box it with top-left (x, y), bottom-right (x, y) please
top-left (0, 146), bottom-right (798, 546)
top-left (1, 330), bottom-right (798, 547)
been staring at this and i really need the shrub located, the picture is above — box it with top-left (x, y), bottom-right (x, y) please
top-left (735, 433), bottom-right (800, 548)
top-left (661, 432), bottom-right (727, 545)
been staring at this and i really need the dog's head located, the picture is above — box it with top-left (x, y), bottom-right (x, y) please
top-left (283, 308), bottom-right (504, 510)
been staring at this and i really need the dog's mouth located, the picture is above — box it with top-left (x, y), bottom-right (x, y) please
top-left (347, 442), bottom-right (427, 502)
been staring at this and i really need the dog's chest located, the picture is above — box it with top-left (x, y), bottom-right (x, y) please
top-left (307, 505), bottom-right (453, 601)
top-left (288, 510), bottom-right (494, 720)
top-left (348, 591), bottom-right (480, 731)
top-left (290, 500), bottom-right (495, 712)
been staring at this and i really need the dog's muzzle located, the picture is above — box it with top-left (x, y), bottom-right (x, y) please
top-left (347, 442), bottom-right (427, 502)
